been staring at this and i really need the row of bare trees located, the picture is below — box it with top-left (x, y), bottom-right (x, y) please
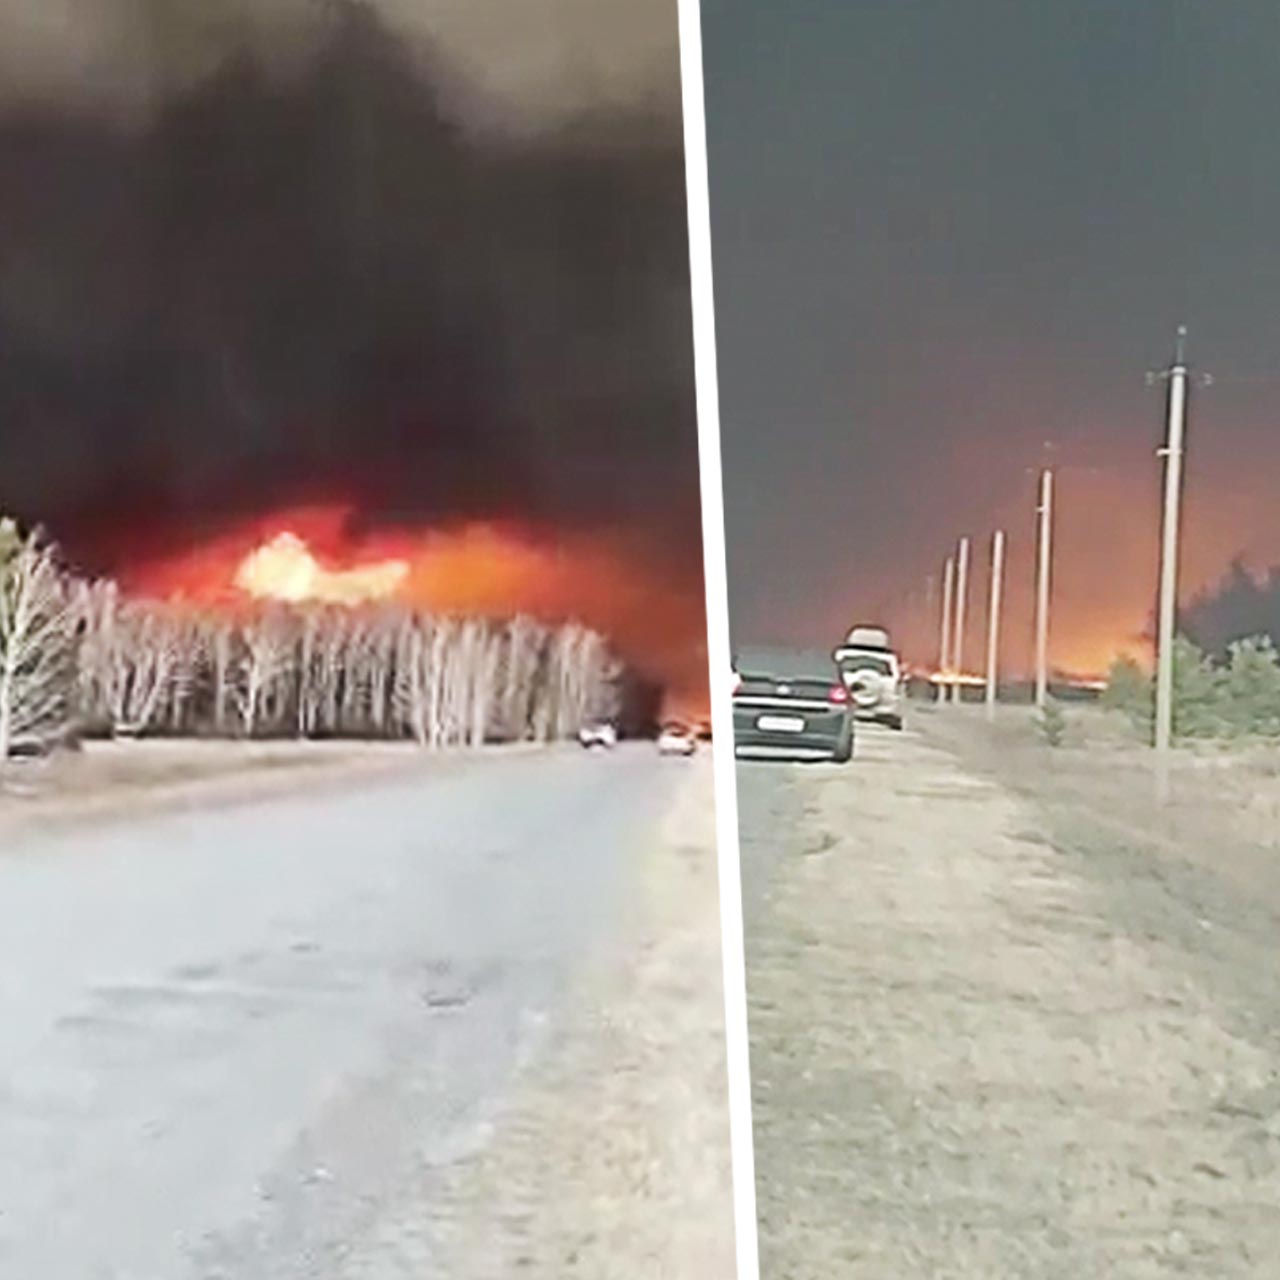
top-left (0, 526), bottom-right (622, 760)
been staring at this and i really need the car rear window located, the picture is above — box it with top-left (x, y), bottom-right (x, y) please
top-left (733, 647), bottom-right (838, 683)
top-left (838, 653), bottom-right (893, 676)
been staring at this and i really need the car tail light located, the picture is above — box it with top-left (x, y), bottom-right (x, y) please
top-left (829, 684), bottom-right (849, 704)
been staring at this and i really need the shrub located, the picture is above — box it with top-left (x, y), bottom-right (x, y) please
top-left (1037, 696), bottom-right (1066, 747)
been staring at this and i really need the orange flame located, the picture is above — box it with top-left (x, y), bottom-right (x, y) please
top-left (234, 532), bottom-right (408, 604)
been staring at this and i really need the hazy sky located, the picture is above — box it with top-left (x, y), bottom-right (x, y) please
top-left (704, 0), bottom-right (1280, 673)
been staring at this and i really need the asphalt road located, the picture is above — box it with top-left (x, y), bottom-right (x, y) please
top-left (0, 746), bottom-right (682, 1279)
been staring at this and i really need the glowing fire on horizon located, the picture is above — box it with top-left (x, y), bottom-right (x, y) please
top-left (234, 531), bottom-right (408, 605)
top-left (114, 503), bottom-right (709, 718)
top-left (917, 668), bottom-right (1108, 692)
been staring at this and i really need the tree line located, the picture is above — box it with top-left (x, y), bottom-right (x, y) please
top-left (1104, 634), bottom-right (1280, 741)
top-left (0, 523), bottom-right (622, 761)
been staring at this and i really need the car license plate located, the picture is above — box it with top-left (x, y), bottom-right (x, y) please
top-left (757, 714), bottom-right (804, 733)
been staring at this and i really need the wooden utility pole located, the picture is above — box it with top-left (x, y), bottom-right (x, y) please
top-left (952, 537), bottom-right (970, 704)
top-left (1152, 326), bottom-right (1200, 804)
top-left (985, 529), bottom-right (1006, 722)
top-left (1034, 469), bottom-right (1054, 709)
top-left (938, 555), bottom-right (955, 703)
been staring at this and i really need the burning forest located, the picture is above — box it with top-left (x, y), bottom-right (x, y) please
top-left (0, 0), bottom-right (706, 730)
top-left (0, 519), bottom-right (628, 761)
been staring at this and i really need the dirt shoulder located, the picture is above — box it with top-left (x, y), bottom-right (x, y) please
top-left (743, 721), bottom-right (1280, 1279)
top-left (925, 705), bottom-right (1280, 1064)
top-left (0, 740), bottom-right (530, 844)
top-left (428, 754), bottom-right (737, 1278)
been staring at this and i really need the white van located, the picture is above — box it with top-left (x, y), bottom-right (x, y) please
top-left (833, 629), bottom-right (905, 730)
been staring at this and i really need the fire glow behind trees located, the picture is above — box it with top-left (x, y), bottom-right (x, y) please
top-left (0, 0), bottom-right (706, 713)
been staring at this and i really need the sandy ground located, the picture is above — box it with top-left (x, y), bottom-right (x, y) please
top-left (740, 708), bottom-right (1280, 1278)
top-left (0, 744), bottom-right (735, 1277)
top-left (423, 752), bottom-right (737, 1278)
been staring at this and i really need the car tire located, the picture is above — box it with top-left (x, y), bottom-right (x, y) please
top-left (831, 726), bottom-right (854, 764)
top-left (888, 715), bottom-right (904, 731)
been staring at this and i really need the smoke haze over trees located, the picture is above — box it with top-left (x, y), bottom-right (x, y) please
top-left (1181, 559), bottom-right (1280, 660)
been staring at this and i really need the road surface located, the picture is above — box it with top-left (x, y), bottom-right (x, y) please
top-left (0, 745), bottom-right (715, 1278)
top-left (741, 712), bottom-right (1280, 1279)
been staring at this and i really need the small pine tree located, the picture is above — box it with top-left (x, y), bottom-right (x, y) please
top-left (1222, 636), bottom-right (1280, 737)
top-left (1102, 653), bottom-right (1152, 734)
top-left (1037, 696), bottom-right (1066, 747)
top-left (1170, 635), bottom-right (1223, 739)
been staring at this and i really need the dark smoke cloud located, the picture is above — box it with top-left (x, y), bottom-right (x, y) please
top-left (1182, 560), bottom-right (1280, 658)
top-left (0, 0), bottom-right (681, 129)
top-left (0, 0), bottom-right (698, 582)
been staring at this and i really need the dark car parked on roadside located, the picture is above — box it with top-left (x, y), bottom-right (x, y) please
top-left (731, 646), bottom-right (854, 763)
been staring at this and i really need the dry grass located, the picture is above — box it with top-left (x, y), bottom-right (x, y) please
top-left (743, 720), bottom-right (1280, 1278)
top-left (930, 704), bottom-right (1280, 880)
top-left (0, 739), bottom-right (444, 842)
top-left (428, 758), bottom-right (736, 1278)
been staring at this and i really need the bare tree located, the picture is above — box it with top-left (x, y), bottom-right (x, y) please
top-left (537, 622), bottom-right (589, 741)
top-left (465, 621), bottom-right (502, 747)
top-left (0, 531), bottom-right (78, 762)
top-left (235, 606), bottom-right (294, 737)
top-left (312, 606), bottom-right (348, 734)
top-left (577, 628), bottom-right (622, 724)
top-left (496, 615), bottom-right (545, 741)
top-left (114, 605), bottom-right (187, 736)
top-left (207, 614), bottom-right (236, 735)
top-left (393, 612), bottom-right (435, 745)
top-left (296, 607), bottom-right (324, 736)
top-left (73, 578), bottom-right (122, 732)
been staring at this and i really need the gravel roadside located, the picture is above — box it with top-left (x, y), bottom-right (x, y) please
top-left (743, 721), bottom-right (1280, 1279)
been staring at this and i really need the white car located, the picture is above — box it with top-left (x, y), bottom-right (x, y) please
top-left (578, 722), bottom-right (618, 749)
top-left (656, 721), bottom-right (697, 756)
top-left (833, 635), bottom-right (906, 731)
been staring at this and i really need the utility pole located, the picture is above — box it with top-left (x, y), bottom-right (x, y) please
top-left (952, 536), bottom-right (970, 704)
top-left (938, 555), bottom-right (955, 704)
top-left (1151, 325), bottom-right (1206, 804)
top-left (985, 529), bottom-right (1006, 722)
top-left (1034, 469), bottom-right (1054, 709)
top-left (922, 573), bottom-right (936, 675)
